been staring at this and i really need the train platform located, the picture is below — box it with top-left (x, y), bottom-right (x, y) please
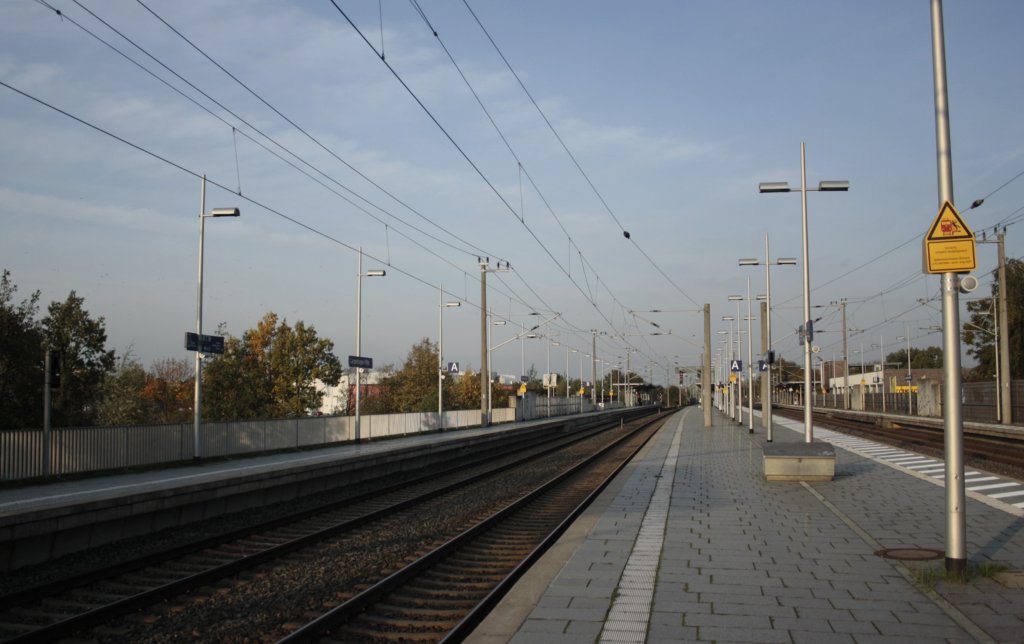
top-left (0, 418), bottom-right (542, 570)
top-left (469, 407), bottom-right (1024, 644)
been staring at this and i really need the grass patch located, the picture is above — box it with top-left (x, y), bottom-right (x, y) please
top-left (914, 561), bottom-right (1009, 588)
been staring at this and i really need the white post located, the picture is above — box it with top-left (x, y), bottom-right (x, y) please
top-left (355, 248), bottom-right (363, 442)
top-left (194, 176), bottom-right (206, 461)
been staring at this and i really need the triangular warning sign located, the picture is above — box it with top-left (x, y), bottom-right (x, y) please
top-left (926, 201), bottom-right (973, 241)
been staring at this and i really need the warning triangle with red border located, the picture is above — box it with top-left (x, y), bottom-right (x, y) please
top-left (925, 201), bottom-right (973, 241)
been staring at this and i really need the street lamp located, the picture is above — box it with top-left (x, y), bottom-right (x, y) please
top-left (739, 233), bottom-right (796, 441)
top-left (759, 143), bottom-right (849, 443)
top-left (897, 323), bottom-right (913, 415)
top-left (727, 297), bottom-right (744, 426)
top-left (871, 338), bottom-right (887, 414)
top-left (355, 247), bottom-right (386, 443)
top-left (719, 319), bottom-right (735, 420)
top-left (438, 285), bottom-right (461, 430)
top-left (194, 176), bottom-right (239, 461)
top-left (478, 258), bottom-right (510, 427)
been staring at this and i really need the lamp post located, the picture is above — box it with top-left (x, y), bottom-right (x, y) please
top-left (897, 323), bottom-right (913, 415)
top-left (193, 176), bottom-right (239, 461)
top-left (355, 247), bottom-right (386, 443)
top-left (759, 143), bottom-right (849, 442)
top-left (719, 323), bottom-right (733, 418)
top-left (438, 285), bottom-right (460, 430)
top-left (745, 278), bottom-right (755, 433)
top-left (872, 338), bottom-right (887, 414)
top-left (724, 306), bottom-right (742, 424)
top-left (478, 259), bottom-right (510, 427)
top-left (740, 234), bottom-right (796, 441)
top-left (487, 317), bottom-right (513, 422)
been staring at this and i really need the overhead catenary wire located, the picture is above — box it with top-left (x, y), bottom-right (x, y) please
top-left (0, 77), bottom-right (543, 322)
top-left (128, 0), bottom-right (508, 266)
top-left (41, 0), bottom-right (495, 269)
top-left (460, 0), bottom-right (701, 309)
top-left (325, 1), bottom-right (650, 355)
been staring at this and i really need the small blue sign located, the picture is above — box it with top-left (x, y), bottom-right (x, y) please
top-left (730, 359), bottom-right (742, 372)
top-left (447, 362), bottom-right (460, 374)
top-left (348, 355), bottom-right (373, 369)
top-left (185, 332), bottom-right (225, 354)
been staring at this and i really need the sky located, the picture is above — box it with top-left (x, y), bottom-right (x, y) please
top-left (2, 0), bottom-right (1023, 386)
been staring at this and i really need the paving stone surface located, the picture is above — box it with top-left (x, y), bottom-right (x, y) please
top-left (503, 406), bottom-right (1024, 643)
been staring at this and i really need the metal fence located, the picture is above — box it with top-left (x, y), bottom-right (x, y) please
top-left (795, 380), bottom-right (1024, 424)
top-left (1, 407), bottom-right (518, 482)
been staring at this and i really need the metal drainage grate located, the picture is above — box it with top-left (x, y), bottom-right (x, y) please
top-left (875, 547), bottom-right (945, 561)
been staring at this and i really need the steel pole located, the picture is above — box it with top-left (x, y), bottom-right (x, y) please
top-left (800, 143), bottom-right (814, 443)
top-left (480, 261), bottom-right (489, 427)
top-left (764, 234), bottom-right (774, 439)
top-left (931, 0), bottom-right (966, 574)
top-left (438, 284), bottom-right (444, 430)
top-left (355, 248), bottom-right (363, 442)
top-left (703, 303), bottom-right (712, 427)
top-left (193, 176), bottom-right (206, 461)
top-left (746, 277), bottom-right (754, 432)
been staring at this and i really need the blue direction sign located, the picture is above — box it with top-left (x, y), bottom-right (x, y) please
top-left (447, 362), bottom-right (460, 374)
top-left (185, 332), bottom-right (225, 354)
top-left (348, 355), bottom-right (373, 369)
top-left (730, 359), bottom-right (742, 372)
top-left (758, 360), bottom-right (768, 372)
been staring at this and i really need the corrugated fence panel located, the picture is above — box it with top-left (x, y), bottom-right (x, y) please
top-left (126, 423), bottom-right (188, 467)
top-left (1, 430), bottom-right (41, 480)
top-left (231, 420), bottom-right (271, 454)
top-left (264, 419), bottom-right (297, 451)
top-left (324, 416), bottom-right (350, 444)
top-left (2, 406), bottom-right (516, 481)
top-left (54, 427), bottom-right (122, 476)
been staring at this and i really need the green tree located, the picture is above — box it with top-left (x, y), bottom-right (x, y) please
top-left (0, 270), bottom-right (44, 429)
top-left (42, 291), bottom-right (116, 427)
top-left (203, 313), bottom-right (342, 420)
top-left (448, 367), bottom-right (482, 411)
top-left (885, 346), bottom-right (943, 371)
top-left (97, 351), bottom-right (147, 426)
top-left (963, 259), bottom-right (1024, 381)
top-left (386, 338), bottom-right (440, 413)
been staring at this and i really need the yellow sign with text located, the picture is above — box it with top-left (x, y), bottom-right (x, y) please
top-left (923, 201), bottom-right (975, 273)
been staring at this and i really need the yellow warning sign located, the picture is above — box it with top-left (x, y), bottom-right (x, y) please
top-left (518, 383), bottom-right (527, 396)
top-left (923, 201), bottom-right (975, 273)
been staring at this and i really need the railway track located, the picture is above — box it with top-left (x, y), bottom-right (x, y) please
top-left (774, 407), bottom-right (1024, 479)
top-left (0, 409), bottom-right (664, 642)
top-left (280, 410), bottom-right (668, 643)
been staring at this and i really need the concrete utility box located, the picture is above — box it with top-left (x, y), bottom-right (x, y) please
top-left (763, 442), bottom-right (836, 481)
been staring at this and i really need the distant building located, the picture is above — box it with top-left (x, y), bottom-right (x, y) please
top-left (313, 369), bottom-right (387, 415)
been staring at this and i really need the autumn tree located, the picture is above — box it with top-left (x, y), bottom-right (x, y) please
top-left (203, 313), bottom-right (342, 420)
top-left (42, 290), bottom-right (116, 427)
top-left (142, 358), bottom-right (193, 424)
top-left (0, 270), bottom-right (44, 428)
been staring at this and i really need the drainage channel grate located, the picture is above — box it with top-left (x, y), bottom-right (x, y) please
top-left (875, 547), bottom-right (945, 561)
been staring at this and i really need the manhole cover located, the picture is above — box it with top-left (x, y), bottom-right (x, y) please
top-left (875, 547), bottom-right (944, 561)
